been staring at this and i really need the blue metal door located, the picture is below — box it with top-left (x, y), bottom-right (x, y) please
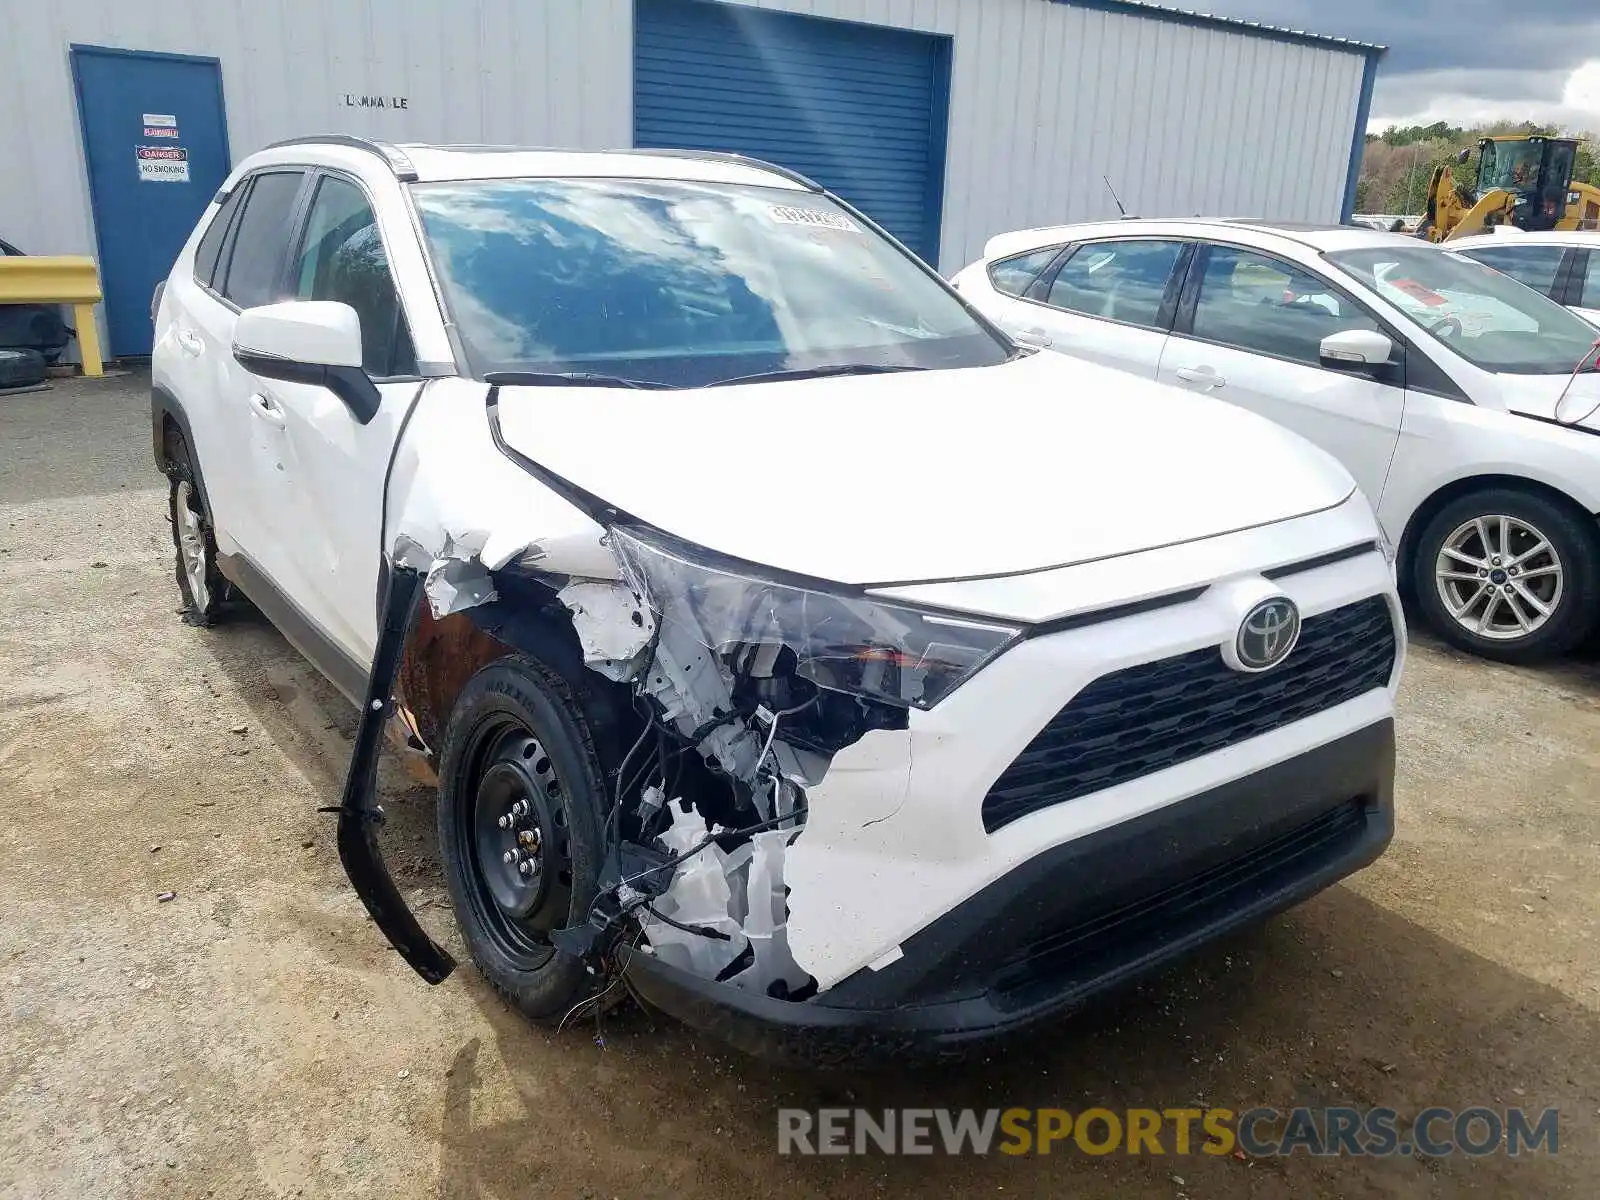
top-left (71, 46), bottom-right (230, 357)
top-left (634, 0), bottom-right (951, 264)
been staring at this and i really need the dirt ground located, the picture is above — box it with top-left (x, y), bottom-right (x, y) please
top-left (2, 371), bottom-right (1597, 1199)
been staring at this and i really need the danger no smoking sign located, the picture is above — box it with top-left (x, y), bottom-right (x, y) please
top-left (136, 144), bottom-right (189, 183)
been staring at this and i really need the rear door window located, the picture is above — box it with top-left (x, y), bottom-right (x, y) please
top-left (217, 171), bottom-right (306, 308)
top-left (1043, 240), bottom-right (1186, 329)
top-left (1188, 245), bottom-right (1383, 367)
top-left (1458, 244), bottom-right (1567, 296)
top-left (193, 185), bottom-right (249, 290)
top-left (987, 247), bottom-right (1062, 298)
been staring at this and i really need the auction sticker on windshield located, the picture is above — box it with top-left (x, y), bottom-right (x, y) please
top-left (770, 206), bottom-right (859, 232)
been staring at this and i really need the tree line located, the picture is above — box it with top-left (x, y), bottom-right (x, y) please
top-left (1356, 121), bottom-right (1600, 214)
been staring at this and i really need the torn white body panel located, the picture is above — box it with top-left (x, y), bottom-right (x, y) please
top-left (643, 806), bottom-right (750, 979)
top-left (557, 580), bottom-right (656, 681)
top-left (383, 377), bottom-right (614, 622)
top-left (642, 806), bottom-right (809, 995)
top-left (725, 830), bottom-right (811, 996)
top-left (394, 529), bottom-right (498, 618)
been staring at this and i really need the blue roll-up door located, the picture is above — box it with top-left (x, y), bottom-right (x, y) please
top-left (634, 0), bottom-right (950, 263)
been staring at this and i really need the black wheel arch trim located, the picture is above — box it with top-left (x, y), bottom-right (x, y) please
top-left (332, 562), bottom-right (456, 984)
top-left (151, 384), bottom-right (216, 522)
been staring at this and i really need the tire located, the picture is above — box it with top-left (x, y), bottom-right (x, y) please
top-left (165, 434), bottom-right (227, 626)
top-left (1412, 487), bottom-right (1600, 663)
top-left (436, 655), bottom-right (609, 1022)
top-left (0, 348), bottom-right (46, 389)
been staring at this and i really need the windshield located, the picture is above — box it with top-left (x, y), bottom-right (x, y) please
top-left (410, 178), bottom-right (1009, 386)
top-left (1476, 139), bottom-right (1542, 193)
top-left (1326, 245), bottom-right (1600, 374)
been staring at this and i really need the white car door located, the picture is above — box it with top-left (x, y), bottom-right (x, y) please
top-left (1004, 239), bottom-right (1189, 378)
top-left (168, 169), bottom-right (309, 558)
top-left (236, 172), bottom-right (425, 670)
top-left (1157, 243), bottom-right (1405, 504)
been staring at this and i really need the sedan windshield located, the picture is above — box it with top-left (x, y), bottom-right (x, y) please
top-left (1326, 245), bottom-right (1599, 375)
top-left (410, 178), bottom-right (1009, 386)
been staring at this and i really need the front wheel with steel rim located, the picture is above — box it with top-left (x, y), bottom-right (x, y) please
top-left (437, 655), bottom-right (608, 1021)
top-left (1413, 487), bottom-right (1599, 663)
top-left (166, 437), bottom-right (226, 625)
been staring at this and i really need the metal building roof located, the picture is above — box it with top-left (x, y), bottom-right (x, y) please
top-left (1054, 0), bottom-right (1387, 57)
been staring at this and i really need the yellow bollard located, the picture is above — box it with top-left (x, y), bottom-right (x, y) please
top-left (0, 255), bottom-right (106, 377)
top-left (70, 303), bottom-right (104, 377)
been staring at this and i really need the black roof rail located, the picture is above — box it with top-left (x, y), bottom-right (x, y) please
top-left (614, 147), bottom-right (822, 192)
top-left (261, 135), bottom-right (419, 182)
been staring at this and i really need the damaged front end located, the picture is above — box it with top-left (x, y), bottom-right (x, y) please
top-left (342, 490), bottom-right (1017, 1041)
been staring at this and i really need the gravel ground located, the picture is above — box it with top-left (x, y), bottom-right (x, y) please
top-left (2, 371), bottom-right (1597, 1199)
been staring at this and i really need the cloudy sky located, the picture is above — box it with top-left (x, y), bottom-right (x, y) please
top-left (1197, 1), bottom-right (1600, 132)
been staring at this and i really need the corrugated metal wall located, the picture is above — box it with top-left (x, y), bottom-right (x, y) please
top-left (737, 0), bottom-right (1368, 267)
top-left (0, 0), bottom-right (1366, 295)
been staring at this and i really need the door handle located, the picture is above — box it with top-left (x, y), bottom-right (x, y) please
top-left (247, 392), bottom-right (286, 428)
top-left (176, 329), bottom-right (204, 357)
top-left (1174, 366), bottom-right (1225, 389)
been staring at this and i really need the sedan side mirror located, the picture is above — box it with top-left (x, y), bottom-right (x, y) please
top-left (1319, 328), bottom-right (1395, 372)
top-left (233, 301), bottom-right (381, 424)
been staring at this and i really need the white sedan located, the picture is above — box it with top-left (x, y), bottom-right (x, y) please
top-left (1448, 230), bottom-right (1600, 327)
top-left (953, 219), bottom-right (1600, 662)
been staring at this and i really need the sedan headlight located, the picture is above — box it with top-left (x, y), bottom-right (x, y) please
top-left (609, 525), bottom-right (1020, 710)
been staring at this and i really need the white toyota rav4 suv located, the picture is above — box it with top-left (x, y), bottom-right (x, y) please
top-left (152, 139), bottom-right (1402, 1061)
top-left (954, 219), bottom-right (1600, 663)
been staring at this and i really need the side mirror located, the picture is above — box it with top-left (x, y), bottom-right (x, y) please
top-left (232, 301), bottom-right (380, 424)
top-left (1319, 328), bottom-right (1395, 372)
top-left (1456, 148), bottom-right (1471, 165)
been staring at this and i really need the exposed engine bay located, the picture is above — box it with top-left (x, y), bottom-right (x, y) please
top-left (368, 518), bottom-right (954, 1004)
top-left (547, 544), bottom-right (910, 1000)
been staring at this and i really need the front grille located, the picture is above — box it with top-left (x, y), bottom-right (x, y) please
top-left (982, 596), bottom-right (1395, 833)
top-left (995, 799), bottom-right (1369, 994)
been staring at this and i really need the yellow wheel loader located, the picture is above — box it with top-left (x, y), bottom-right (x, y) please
top-left (1417, 135), bottom-right (1600, 242)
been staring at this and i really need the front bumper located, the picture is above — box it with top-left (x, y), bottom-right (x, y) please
top-left (622, 718), bottom-right (1394, 1065)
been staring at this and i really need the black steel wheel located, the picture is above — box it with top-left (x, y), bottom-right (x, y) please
top-left (437, 655), bottom-right (608, 1020)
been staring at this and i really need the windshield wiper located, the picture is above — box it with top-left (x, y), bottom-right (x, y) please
top-left (484, 370), bottom-right (677, 390)
top-left (706, 363), bottom-right (929, 387)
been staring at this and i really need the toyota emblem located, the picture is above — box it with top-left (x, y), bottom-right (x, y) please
top-left (1234, 597), bottom-right (1301, 672)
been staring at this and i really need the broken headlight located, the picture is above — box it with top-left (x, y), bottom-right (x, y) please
top-left (608, 525), bottom-right (1020, 710)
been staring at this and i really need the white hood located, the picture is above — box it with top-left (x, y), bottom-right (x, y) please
top-left (493, 352), bottom-right (1355, 585)
top-left (1496, 370), bottom-right (1600, 432)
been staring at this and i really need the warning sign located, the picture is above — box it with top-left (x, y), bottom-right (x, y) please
top-left (136, 144), bottom-right (189, 183)
top-left (144, 126), bottom-right (180, 138)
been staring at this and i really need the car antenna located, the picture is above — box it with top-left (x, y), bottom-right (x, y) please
top-left (1103, 175), bottom-right (1133, 219)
